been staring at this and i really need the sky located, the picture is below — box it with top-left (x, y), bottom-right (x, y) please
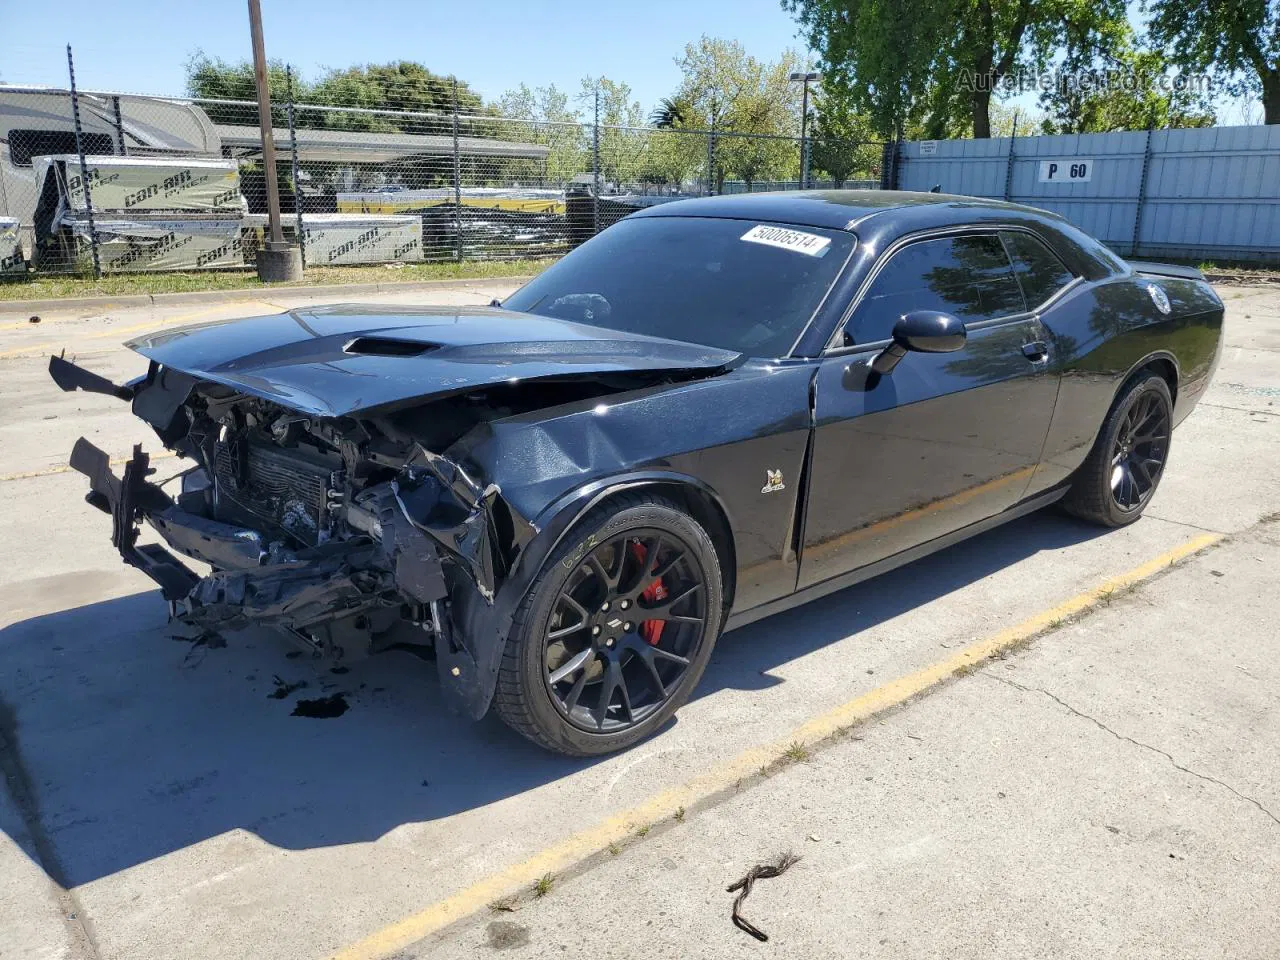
top-left (0, 0), bottom-right (1254, 125)
top-left (0, 0), bottom-right (810, 110)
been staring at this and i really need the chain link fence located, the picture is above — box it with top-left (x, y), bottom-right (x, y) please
top-left (0, 67), bottom-right (888, 278)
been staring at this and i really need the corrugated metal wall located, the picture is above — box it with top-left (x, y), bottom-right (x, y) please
top-left (896, 125), bottom-right (1280, 264)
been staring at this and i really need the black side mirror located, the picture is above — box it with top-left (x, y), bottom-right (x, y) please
top-left (870, 310), bottom-right (966, 374)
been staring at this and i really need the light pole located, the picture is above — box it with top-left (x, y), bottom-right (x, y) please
top-left (789, 71), bottom-right (820, 189)
top-left (247, 0), bottom-right (302, 281)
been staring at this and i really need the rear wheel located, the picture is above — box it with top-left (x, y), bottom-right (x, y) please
top-left (1063, 372), bottom-right (1173, 527)
top-left (493, 493), bottom-right (724, 756)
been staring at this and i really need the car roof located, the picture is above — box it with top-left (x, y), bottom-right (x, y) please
top-left (630, 189), bottom-right (1061, 233)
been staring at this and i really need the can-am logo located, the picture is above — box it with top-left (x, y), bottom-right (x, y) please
top-left (195, 240), bottom-right (237, 268)
top-left (68, 169), bottom-right (119, 194)
top-left (326, 227), bottom-right (381, 263)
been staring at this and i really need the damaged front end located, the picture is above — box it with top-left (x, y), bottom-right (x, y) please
top-left (50, 353), bottom-right (535, 717)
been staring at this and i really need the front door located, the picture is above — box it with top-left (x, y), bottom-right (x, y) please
top-left (798, 231), bottom-right (1061, 589)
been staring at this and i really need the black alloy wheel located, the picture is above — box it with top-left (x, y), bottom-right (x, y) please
top-left (1064, 371), bottom-right (1174, 527)
top-left (493, 492), bottom-right (724, 757)
top-left (1109, 390), bottom-right (1170, 512)
top-left (544, 530), bottom-right (707, 733)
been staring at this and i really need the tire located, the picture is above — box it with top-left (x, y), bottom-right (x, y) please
top-left (1063, 372), bottom-right (1173, 527)
top-left (493, 493), bottom-right (724, 756)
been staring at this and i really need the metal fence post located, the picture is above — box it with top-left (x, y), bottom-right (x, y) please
top-left (591, 87), bottom-right (601, 235)
top-left (111, 95), bottom-right (127, 156)
top-left (66, 44), bottom-right (101, 279)
top-left (1132, 125), bottom-right (1154, 258)
top-left (286, 66), bottom-right (305, 268)
top-left (705, 109), bottom-right (718, 196)
top-left (1003, 112), bottom-right (1018, 202)
top-left (453, 78), bottom-right (463, 262)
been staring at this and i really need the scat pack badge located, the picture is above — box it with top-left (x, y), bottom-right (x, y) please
top-left (760, 469), bottom-right (786, 494)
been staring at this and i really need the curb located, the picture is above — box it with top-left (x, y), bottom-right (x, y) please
top-left (0, 275), bottom-right (532, 316)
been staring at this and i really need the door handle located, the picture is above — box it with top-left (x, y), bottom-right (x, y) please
top-left (1021, 340), bottom-right (1049, 363)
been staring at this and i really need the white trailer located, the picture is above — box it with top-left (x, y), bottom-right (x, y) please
top-left (0, 87), bottom-right (221, 261)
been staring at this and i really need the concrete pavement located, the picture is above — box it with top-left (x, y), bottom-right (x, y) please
top-left (0, 283), bottom-right (1275, 960)
top-left (421, 526), bottom-right (1277, 959)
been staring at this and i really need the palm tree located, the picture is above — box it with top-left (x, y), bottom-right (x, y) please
top-left (650, 96), bottom-right (689, 129)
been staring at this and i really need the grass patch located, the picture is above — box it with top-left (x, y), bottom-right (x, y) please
top-left (634, 823), bottom-right (651, 837)
top-left (0, 258), bottom-right (556, 303)
top-left (607, 841), bottom-right (621, 856)
top-left (783, 741), bottom-right (810, 763)
top-left (673, 806), bottom-right (686, 823)
top-left (487, 896), bottom-right (519, 913)
top-left (532, 872), bottom-right (555, 898)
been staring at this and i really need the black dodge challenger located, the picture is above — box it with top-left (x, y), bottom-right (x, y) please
top-left (51, 191), bottom-right (1224, 755)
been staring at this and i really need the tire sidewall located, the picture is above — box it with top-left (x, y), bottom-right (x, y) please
top-left (511, 499), bottom-right (724, 756)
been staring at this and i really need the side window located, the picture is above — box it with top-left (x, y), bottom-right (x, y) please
top-left (846, 234), bottom-right (1024, 344)
top-left (7, 129), bottom-right (114, 167)
top-left (1000, 231), bottom-right (1076, 308)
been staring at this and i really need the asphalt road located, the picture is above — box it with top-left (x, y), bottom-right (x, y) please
top-left (0, 283), bottom-right (1276, 960)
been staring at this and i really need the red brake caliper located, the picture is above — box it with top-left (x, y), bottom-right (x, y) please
top-left (628, 541), bottom-right (667, 646)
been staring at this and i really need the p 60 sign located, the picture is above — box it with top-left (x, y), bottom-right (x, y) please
top-left (1038, 159), bottom-right (1093, 183)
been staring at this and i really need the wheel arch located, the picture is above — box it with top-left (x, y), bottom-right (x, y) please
top-left (527, 472), bottom-right (736, 613)
top-left (1113, 350), bottom-right (1179, 414)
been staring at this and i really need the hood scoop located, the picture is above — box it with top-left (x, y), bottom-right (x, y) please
top-left (343, 336), bottom-right (439, 357)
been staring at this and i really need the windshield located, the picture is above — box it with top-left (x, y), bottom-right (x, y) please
top-left (503, 215), bottom-right (854, 358)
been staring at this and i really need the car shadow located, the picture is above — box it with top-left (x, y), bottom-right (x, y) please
top-left (0, 508), bottom-right (1105, 886)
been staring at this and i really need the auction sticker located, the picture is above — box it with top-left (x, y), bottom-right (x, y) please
top-left (740, 224), bottom-right (832, 257)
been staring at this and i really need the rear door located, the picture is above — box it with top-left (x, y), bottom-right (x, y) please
top-left (798, 229), bottom-right (1064, 588)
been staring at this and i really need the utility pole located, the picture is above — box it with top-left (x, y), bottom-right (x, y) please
top-left (248, 0), bottom-right (302, 281)
top-left (789, 71), bottom-right (820, 189)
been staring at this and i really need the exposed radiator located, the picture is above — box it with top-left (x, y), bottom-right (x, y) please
top-left (213, 440), bottom-right (335, 544)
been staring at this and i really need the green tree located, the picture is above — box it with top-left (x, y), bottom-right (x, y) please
top-left (308, 62), bottom-right (485, 133)
top-left (581, 76), bottom-right (656, 188)
top-left (186, 55), bottom-right (487, 132)
top-left (808, 91), bottom-right (878, 184)
top-left (496, 83), bottom-right (587, 185)
top-left (1038, 31), bottom-right (1216, 132)
top-left (185, 52), bottom-right (297, 125)
top-left (1148, 0), bottom-right (1279, 124)
top-left (650, 96), bottom-right (692, 128)
top-left (671, 37), bottom-right (804, 189)
top-left (783, 0), bottom-right (1128, 138)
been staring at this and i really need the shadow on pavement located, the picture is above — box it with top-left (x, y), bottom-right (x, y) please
top-left (0, 509), bottom-right (1104, 885)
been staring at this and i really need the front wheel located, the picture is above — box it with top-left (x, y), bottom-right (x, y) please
top-left (493, 493), bottom-right (724, 756)
top-left (1063, 372), bottom-right (1173, 527)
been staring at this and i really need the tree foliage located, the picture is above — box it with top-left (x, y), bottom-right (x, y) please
top-left (185, 54), bottom-right (486, 132)
top-left (1038, 27), bottom-right (1217, 133)
top-left (496, 83), bottom-right (587, 183)
top-left (669, 36), bottom-right (804, 189)
top-left (808, 90), bottom-right (879, 184)
top-left (783, 0), bottom-right (1129, 138)
top-left (1147, 0), bottom-right (1280, 124)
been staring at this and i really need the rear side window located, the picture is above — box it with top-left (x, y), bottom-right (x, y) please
top-left (1001, 231), bottom-right (1076, 308)
top-left (847, 234), bottom-right (1023, 344)
top-left (6, 129), bottom-right (114, 167)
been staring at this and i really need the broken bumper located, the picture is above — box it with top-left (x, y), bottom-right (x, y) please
top-left (68, 438), bottom-right (447, 639)
top-left (70, 438), bottom-right (202, 602)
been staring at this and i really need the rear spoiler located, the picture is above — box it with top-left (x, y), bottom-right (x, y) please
top-left (1126, 260), bottom-right (1206, 282)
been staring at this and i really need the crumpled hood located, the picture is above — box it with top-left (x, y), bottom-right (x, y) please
top-left (127, 304), bottom-right (740, 417)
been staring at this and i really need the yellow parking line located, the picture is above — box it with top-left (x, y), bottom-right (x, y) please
top-left (0, 450), bottom-right (177, 483)
top-left (327, 531), bottom-right (1224, 960)
top-left (0, 303), bottom-right (273, 359)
